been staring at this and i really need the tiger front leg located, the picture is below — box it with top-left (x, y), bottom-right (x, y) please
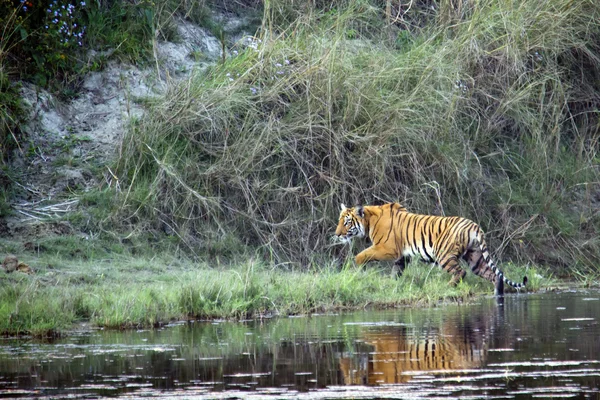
top-left (391, 257), bottom-right (408, 278)
top-left (355, 246), bottom-right (396, 266)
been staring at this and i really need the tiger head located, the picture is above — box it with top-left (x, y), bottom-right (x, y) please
top-left (335, 204), bottom-right (366, 244)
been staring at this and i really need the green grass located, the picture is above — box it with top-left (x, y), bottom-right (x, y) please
top-left (0, 236), bottom-right (554, 337)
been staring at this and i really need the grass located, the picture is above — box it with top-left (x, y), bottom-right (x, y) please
top-left (0, 236), bottom-right (551, 337)
top-left (111, 0), bottom-right (600, 273)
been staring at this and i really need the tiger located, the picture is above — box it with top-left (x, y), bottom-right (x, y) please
top-left (339, 325), bottom-right (486, 385)
top-left (334, 202), bottom-right (527, 295)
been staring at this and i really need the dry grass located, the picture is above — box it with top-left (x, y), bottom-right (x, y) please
top-left (113, 0), bottom-right (600, 271)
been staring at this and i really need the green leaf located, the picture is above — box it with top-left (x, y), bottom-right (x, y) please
top-left (33, 73), bottom-right (47, 88)
top-left (31, 53), bottom-right (45, 68)
top-left (144, 8), bottom-right (154, 27)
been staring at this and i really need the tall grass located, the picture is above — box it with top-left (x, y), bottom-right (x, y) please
top-left (0, 6), bottom-right (27, 165)
top-left (112, 0), bottom-right (600, 271)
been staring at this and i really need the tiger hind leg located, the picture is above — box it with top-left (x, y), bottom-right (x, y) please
top-left (438, 252), bottom-right (466, 286)
top-left (463, 249), bottom-right (503, 295)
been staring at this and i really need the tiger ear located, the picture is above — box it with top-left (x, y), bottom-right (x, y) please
top-left (340, 203), bottom-right (347, 211)
top-left (356, 205), bottom-right (364, 218)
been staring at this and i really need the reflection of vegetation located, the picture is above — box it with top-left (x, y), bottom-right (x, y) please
top-left (0, 301), bottom-right (500, 391)
top-left (4, 292), bottom-right (597, 396)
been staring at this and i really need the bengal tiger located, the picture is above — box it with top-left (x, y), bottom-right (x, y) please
top-left (339, 325), bottom-right (486, 385)
top-left (335, 202), bottom-right (527, 295)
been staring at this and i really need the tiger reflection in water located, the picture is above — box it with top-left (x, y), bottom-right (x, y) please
top-left (339, 323), bottom-right (488, 385)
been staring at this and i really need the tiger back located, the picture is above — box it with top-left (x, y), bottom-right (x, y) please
top-left (335, 202), bottom-right (527, 295)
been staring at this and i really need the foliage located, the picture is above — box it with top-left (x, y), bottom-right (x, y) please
top-left (114, 0), bottom-right (600, 272)
top-left (0, 5), bottom-right (27, 163)
top-left (0, 0), bottom-right (89, 90)
top-left (0, 0), bottom-right (228, 89)
top-left (0, 70), bottom-right (26, 163)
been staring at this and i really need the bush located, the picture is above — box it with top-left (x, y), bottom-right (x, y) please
top-left (0, 0), bottom-right (203, 91)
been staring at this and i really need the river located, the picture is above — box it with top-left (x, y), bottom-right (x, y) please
top-left (1, 289), bottom-right (599, 399)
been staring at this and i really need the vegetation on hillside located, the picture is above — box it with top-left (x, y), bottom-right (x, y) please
top-left (114, 0), bottom-right (600, 273)
top-left (0, 0), bottom-right (259, 161)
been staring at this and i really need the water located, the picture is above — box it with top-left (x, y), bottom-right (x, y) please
top-left (1, 290), bottom-right (599, 399)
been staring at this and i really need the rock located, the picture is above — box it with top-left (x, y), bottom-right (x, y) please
top-left (17, 262), bottom-right (34, 274)
top-left (2, 255), bottom-right (35, 274)
top-left (2, 255), bottom-right (18, 273)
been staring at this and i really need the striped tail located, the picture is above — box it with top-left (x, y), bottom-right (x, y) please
top-left (477, 231), bottom-right (527, 295)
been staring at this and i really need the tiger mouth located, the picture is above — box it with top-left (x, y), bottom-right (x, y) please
top-left (337, 234), bottom-right (352, 244)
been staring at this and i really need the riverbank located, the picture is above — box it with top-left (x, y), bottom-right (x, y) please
top-left (0, 236), bottom-right (551, 337)
top-left (2, 1), bottom-right (600, 338)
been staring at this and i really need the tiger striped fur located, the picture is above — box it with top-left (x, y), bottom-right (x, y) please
top-left (335, 202), bottom-right (527, 295)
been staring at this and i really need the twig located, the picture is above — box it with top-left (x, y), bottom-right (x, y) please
top-left (16, 209), bottom-right (43, 221)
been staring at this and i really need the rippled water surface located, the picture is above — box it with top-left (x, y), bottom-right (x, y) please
top-left (1, 290), bottom-right (599, 399)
